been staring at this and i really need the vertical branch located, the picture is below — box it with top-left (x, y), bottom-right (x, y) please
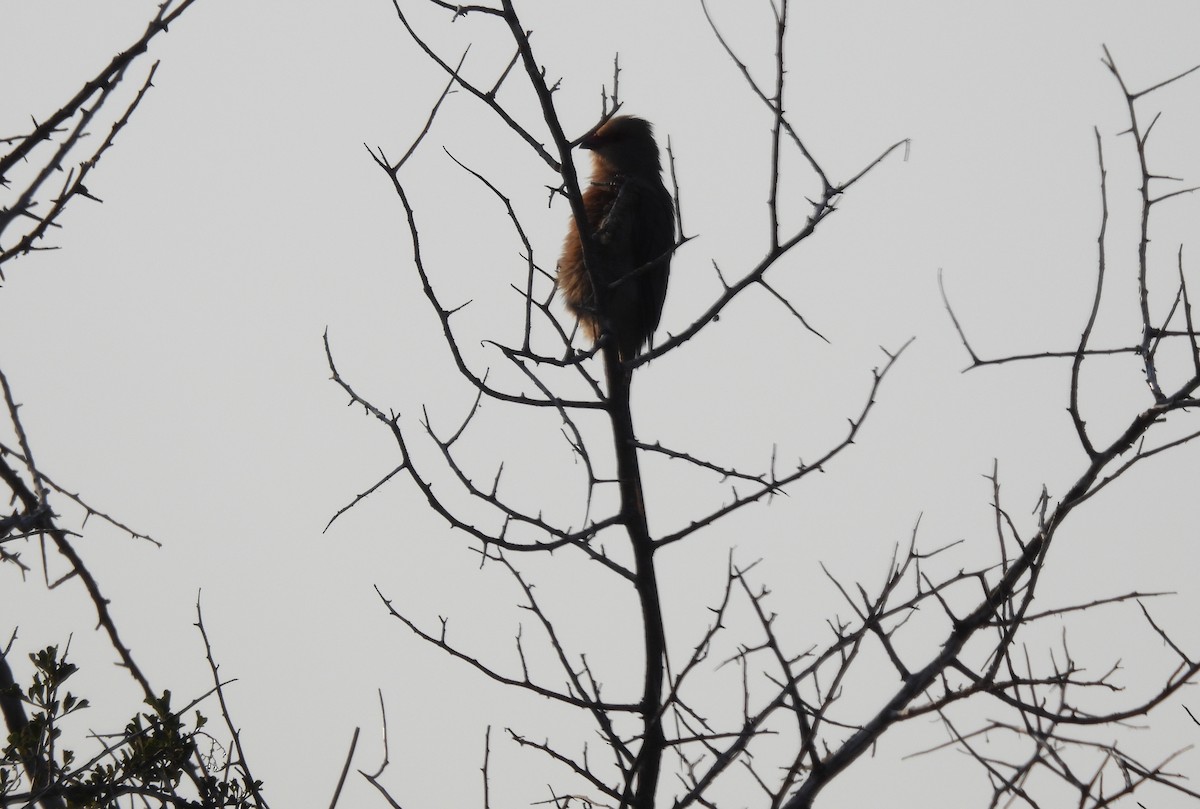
top-left (496, 0), bottom-right (622, 361)
top-left (492, 3), bottom-right (668, 803)
top-left (0, 368), bottom-right (48, 506)
top-left (602, 348), bottom-right (666, 809)
top-left (767, 0), bottom-right (788, 250)
top-left (496, 1), bottom-right (585, 230)
top-left (195, 599), bottom-right (270, 809)
top-left (1178, 247), bottom-right (1200, 375)
top-left (1102, 46), bottom-right (1163, 401)
top-left (1070, 128), bottom-right (1107, 460)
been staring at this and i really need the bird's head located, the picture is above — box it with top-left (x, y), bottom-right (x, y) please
top-left (580, 115), bottom-right (663, 176)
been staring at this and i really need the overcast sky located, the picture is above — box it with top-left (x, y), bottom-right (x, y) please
top-left (5, 2), bottom-right (1200, 807)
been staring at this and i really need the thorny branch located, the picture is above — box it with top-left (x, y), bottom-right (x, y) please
top-left (0, 0), bottom-right (199, 273)
top-left (339, 5), bottom-right (1200, 809)
top-left (1, 5), bottom-right (271, 808)
top-left (341, 3), bottom-right (908, 808)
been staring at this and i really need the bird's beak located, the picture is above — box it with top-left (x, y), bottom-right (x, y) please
top-left (579, 133), bottom-right (600, 151)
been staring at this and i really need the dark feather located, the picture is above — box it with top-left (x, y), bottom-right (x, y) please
top-left (558, 116), bottom-right (675, 361)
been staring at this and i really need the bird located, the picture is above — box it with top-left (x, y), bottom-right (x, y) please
top-left (557, 115), bottom-right (675, 362)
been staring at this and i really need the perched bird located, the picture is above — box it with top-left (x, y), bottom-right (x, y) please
top-left (558, 115), bottom-right (675, 361)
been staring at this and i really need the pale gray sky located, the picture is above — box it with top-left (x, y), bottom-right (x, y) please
top-left (4, 2), bottom-right (1200, 807)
